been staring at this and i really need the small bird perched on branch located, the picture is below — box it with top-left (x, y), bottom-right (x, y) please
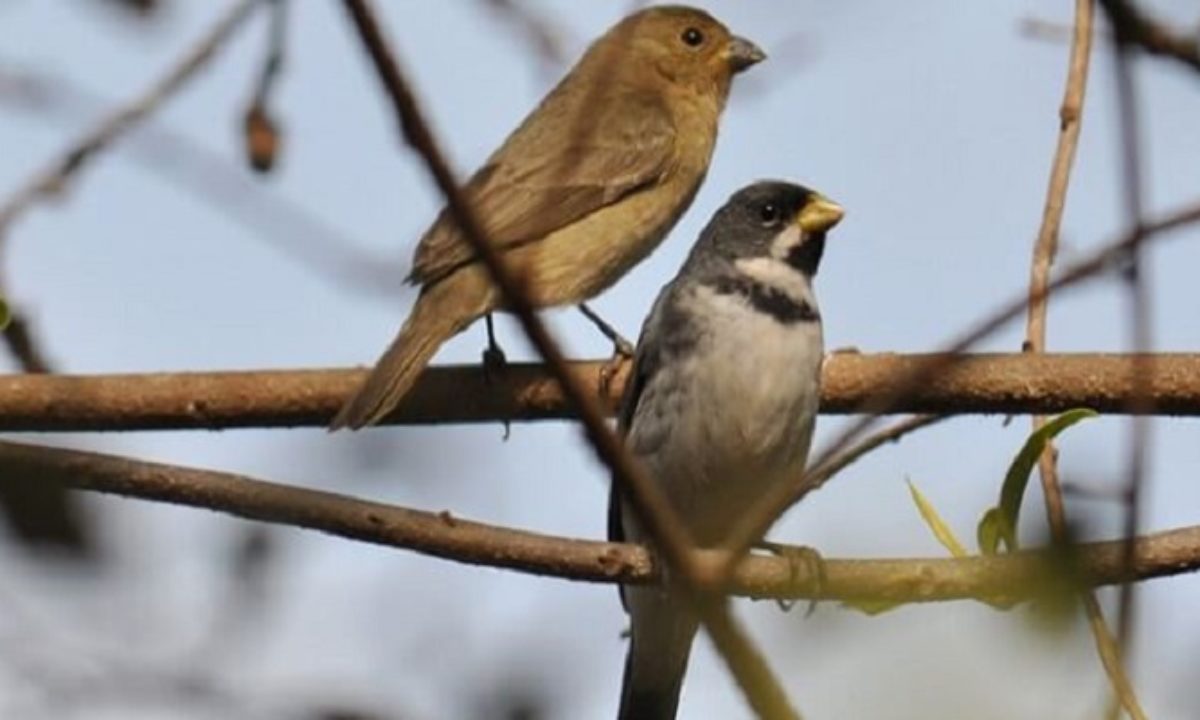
top-left (611, 181), bottom-right (844, 719)
top-left (330, 5), bottom-right (765, 430)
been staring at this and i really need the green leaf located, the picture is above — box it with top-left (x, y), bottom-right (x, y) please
top-left (0, 297), bottom-right (9, 331)
top-left (976, 507), bottom-right (1006, 558)
top-left (848, 481), bottom-right (967, 614)
top-left (906, 479), bottom-right (968, 558)
top-left (976, 409), bottom-right (1098, 555)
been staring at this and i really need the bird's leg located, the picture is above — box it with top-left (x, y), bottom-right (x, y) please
top-left (755, 540), bottom-right (826, 615)
top-left (481, 314), bottom-right (508, 383)
top-left (481, 314), bottom-right (511, 439)
top-left (578, 303), bottom-right (635, 402)
top-left (578, 303), bottom-right (635, 356)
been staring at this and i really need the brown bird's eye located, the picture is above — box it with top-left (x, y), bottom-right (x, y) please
top-left (681, 27), bottom-right (705, 47)
top-left (759, 202), bottom-right (781, 226)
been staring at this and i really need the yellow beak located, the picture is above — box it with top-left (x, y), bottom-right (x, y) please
top-left (795, 195), bottom-right (845, 234)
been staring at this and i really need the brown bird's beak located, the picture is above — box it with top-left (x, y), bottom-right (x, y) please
top-left (724, 36), bottom-right (766, 72)
top-left (795, 195), bottom-right (845, 234)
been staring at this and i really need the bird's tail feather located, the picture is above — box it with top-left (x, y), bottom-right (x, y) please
top-left (330, 272), bottom-right (489, 430)
top-left (617, 590), bottom-right (698, 720)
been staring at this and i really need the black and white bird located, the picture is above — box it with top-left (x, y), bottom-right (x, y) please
top-left (611, 180), bottom-right (844, 720)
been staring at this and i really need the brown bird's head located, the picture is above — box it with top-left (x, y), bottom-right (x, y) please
top-left (591, 6), bottom-right (765, 100)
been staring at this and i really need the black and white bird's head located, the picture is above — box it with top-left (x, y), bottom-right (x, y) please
top-left (688, 180), bottom-right (844, 278)
top-left (677, 181), bottom-right (843, 325)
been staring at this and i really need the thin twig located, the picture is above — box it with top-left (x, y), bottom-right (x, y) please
top-left (243, 0), bottom-right (288, 172)
top-left (1026, 0), bottom-right (1092, 542)
top-left (793, 414), bottom-right (944, 503)
top-left (0, 0), bottom-right (262, 236)
top-left (339, 3), bottom-right (799, 717)
top-left (1, 309), bottom-right (53, 373)
top-left (1084, 593), bottom-right (1146, 720)
top-left (479, 0), bottom-right (571, 68)
top-left (250, 0), bottom-right (287, 106)
top-left (1020, 17), bottom-right (1115, 46)
top-left (2, 439), bottom-right (1199, 601)
top-left (1108, 9), bottom-right (1156, 718)
top-left (0, 63), bottom-right (401, 297)
top-left (1023, 4), bottom-right (1145, 719)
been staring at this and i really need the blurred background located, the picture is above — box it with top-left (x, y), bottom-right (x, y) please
top-left (1, 1), bottom-right (1198, 718)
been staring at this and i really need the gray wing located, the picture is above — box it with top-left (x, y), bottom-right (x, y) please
top-left (608, 282), bottom-right (696, 544)
top-left (409, 90), bottom-right (676, 285)
top-left (608, 320), bottom-right (659, 550)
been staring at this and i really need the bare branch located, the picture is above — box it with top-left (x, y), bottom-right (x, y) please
top-left (0, 0), bottom-right (262, 237)
top-left (1, 439), bottom-right (1197, 603)
top-left (1106, 4), bottom-right (1157, 715)
top-left (797, 414), bottom-right (944, 502)
top-left (3, 353), bottom-right (1200, 432)
top-left (0, 63), bottom-right (402, 297)
top-left (0, 27), bottom-right (384, 392)
top-left (1099, 0), bottom-right (1200, 73)
top-left (1020, 3), bottom-right (1145, 718)
top-left (479, 0), bottom-right (571, 68)
top-left (243, 0), bottom-right (288, 172)
top-left (2, 309), bottom-right (54, 373)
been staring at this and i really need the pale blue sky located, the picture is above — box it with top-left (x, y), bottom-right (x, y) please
top-left (1, 1), bottom-right (1199, 718)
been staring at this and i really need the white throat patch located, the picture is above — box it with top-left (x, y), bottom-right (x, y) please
top-left (733, 225), bottom-right (814, 304)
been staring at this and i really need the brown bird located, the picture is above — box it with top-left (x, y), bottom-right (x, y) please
top-left (331, 5), bottom-right (765, 430)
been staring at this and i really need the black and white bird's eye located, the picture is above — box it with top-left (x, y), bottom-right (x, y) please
top-left (758, 202), bottom-right (782, 227)
top-left (681, 27), bottom-right (705, 47)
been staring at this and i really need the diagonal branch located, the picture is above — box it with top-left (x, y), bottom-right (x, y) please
top-left (1106, 4), bottom-right (1157, 716)
top-left (340, 2), bottom-right (798, 716)
top-left (0, 0), bottom-right (263, 237)
top-left (0, 62), bottom-right (401, 297)
top-left (1021, 3), bottom-right (1145, 719)
top-left (1099, 0), bottom-right (1200, 73)
top-left (795, 414), bottom-right (944, 502)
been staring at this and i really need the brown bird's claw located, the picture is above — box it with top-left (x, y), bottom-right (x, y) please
top-left (481, 314), bottom-right (511, 440)
top-left (481, 313), bottom-right (510, 384)
top-left (482, 345), bottom-right (509, 384)
top-left (756, 540), bottom-right (826, 615)
top-left (483, 347), bottom-right (511, 440)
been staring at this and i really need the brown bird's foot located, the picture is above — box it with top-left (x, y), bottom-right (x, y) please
top-left (481, 314), bottom-right (509, 384)
top-left (482, 344), bottom-right (509, 384)
top-left (482, 314), bottom-right (511, 440)
top-left (756, 540), bottom-right (826, 615)
top-left (578, 303), bottom-right (635, 357)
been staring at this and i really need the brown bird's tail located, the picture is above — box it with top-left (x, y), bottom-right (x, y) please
top-left (617, 588), bottom-right (699, 720)
top-left (330, 271), bottom-right (492, 430)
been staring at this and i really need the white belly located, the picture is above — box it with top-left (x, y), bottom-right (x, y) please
top-left (635, 286), bottom-right (823, 543)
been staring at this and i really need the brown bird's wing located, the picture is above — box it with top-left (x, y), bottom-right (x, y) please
top-left (408, 91), bottom-right (676, 285)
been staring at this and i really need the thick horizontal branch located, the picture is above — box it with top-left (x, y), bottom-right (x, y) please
top-left (1, 439), bottom-right (1196, 603)
top-left (3, 353), bottom-right (1200, 431)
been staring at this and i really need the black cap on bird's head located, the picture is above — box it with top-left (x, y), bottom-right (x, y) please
top-left (690, 180), bottom-right (844, 277)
